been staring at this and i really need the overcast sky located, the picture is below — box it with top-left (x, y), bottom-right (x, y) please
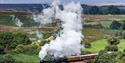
top-left (0, 0), bottom-right (125, 5)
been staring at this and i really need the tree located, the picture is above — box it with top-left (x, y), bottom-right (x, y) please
top-left (110, 21), bottom-right (122, 30)
top-left (107, 6), bottom-right (120, 14)
top-left (0, 32), bottom-right (15, 53)
top-left (0, 32), bottom-right (31, 54)
top-left (107, 37), bottom-right (120, 45)
top-left (105, 45), bottom-right (118, 51)
top-left (105, 36), bottom-right (120, 51)
top-left (13, 32), bottom-right (31, 45)
top-left (94, 50), bottom-right (117, 63)
top-left (88, 6), bottom-right (102, 14)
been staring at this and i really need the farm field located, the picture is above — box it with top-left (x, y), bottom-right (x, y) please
top-left (85, 39), bottom-right (125, 52)
top-left (83, 15), bottom-right (125, 22)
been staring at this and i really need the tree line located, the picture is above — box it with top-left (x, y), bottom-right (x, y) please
top-left (82, 5), bottom-right (125, 15)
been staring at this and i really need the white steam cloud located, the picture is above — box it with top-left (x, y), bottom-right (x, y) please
top-left (38, 0), bottom-right (84, 60)
top-left (14, 18), bottom-right (23, 27)
top-left (10, 15), bottom-right (23, 27)
top-left (36, 30), bottom-right (43, 39)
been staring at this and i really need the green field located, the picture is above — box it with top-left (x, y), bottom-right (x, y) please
top-left (13, 54), bottom-right (39, 63)
top-left (85, 39), bottom-right (125, 53)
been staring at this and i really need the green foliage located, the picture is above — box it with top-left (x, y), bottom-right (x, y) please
top-left (15, 44), bottom-right (25, 53)
top-left (15, 42), bottom-right (40, 55)
top-left (42, 33), bottom-right (52, 39)
top-left (110, 21), bottom-right (122, 30)
top-left (0, 54), bottom-right (16, 63)
top-left (88, 6), bottom-right (102, 14)
top-left (0, 45), bottom-right (5, 54)
top-left (0, 32), bottom-right (15, 53)
top-left (104, 36), bottom-right (120, 52)
top-left (105, 45), bottom-right (118, 51)
top-left (108, 6), bottom-right (121, 14)
top-left (94, 50), bottom-right (118, 63)
top-left (107, 36), bottom-right (120, 45)
top-left (13, 32), bottom-right (31, 45)
top-left (119, 49), bottom-right (125, 61)
top-left (84, 5), bottom-right (123, 15)
top-left (0, 32), bottom-right (31, 54)
top-left (39, 40), bottom-right (48, 46)
top-left (84, 42), bottom-right (91, 48)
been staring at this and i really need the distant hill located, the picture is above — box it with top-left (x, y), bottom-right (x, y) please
top-left (0, 4), bottom-right (49, 12)
top-left (0, 4), bottom-right (125, 14)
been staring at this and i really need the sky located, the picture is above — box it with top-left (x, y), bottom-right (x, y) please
top-left (0, 0), bottom-right (125, 5)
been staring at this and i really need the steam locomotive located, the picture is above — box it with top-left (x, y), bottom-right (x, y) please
top-left (40, 53), bottom-right (98, 63)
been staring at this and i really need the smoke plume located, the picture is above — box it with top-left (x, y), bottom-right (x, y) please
top-left (39, 0), bottom-right (83, 60)
top-left (14, 17), bottom-right (23, 27)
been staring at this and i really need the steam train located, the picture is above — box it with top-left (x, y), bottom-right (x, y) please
top-left (40, 53), bottom-right (98, 63)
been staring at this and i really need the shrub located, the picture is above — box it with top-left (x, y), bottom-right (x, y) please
top-left (107, 36), bottom-right (120, 45)
top-left (15, 42), bottom-right (40, 55)
top-left (15, 44), bottom-right (25, 53)
top-left (0, 54), bottom-right (16, 63)
top-left (13, 32), bottom-right (31, 45)
top-left (84, 42), bottom-right (91, 48)
top-left (105, 36), bottom-right (120, 52)
top-left (105, 45), bottom-right (118, 51)
top-left (119, 49), bottom-right (125, 61)
top-left (0, 55), bottom-right (4, 63)
top-left (0, 45), bottom-right (5, 54)
top-left (39, 40), bottom-right (48, 46)
top-left (94, 50), bottom-right (117, 63)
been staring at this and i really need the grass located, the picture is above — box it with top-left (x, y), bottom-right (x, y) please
top-left (13, 54), bottom-right (39, 63)
top-left (85, 39), bottom-right (125, 53)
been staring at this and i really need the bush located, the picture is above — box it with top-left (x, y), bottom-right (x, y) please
top-left (94, 50), bottom-right (117, 63)
top-left (84, 42), bottom-right (91, 48)
top-left (105, 36), bottom-right (120, 52)
top-left (39, 40), bottom-right (48, 46)
top-left (15, 44), bottom-right (25, 53)
top-left (119, 49), bottom-right (125, 61)
top-left (105, 45), bottom-right (118, 51)
top-left (107, 36), bottom-right (120, 45)
top-left (15, 42), bottom-right (40, 55)
top-left (0, 45), bottom-right (5, 54)
top-left (0, 54), bottom-right (16, 63)
top-left (13, 32), bottom-right (31, 45)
